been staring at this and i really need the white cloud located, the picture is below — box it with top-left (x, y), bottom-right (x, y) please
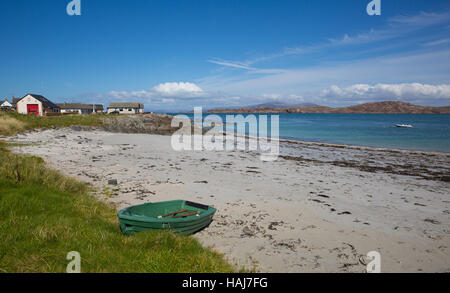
top-left (203, 48), bottom-right (450, 101)
top-left (152, 82), bottom-right (204, 97)
top-left (388, 11), bottom-right (450, 26)
top-left (261, 93), bottom-right (281, 100)
top-left (208, 59), bottom-right (252, 70)
top-left (318, 12), bottom-right (450, 48)
top-left (320, 83), bottom-right (450, 101)
top-left (288, 95), bottom-right (305, 102)
top-left (207, 59), bottom-right (286, 74)
top-left (209, 11), bottom-right (450, 73)
top-left (87, 82), bottom-right (450, 112)
top-left (424, 38), bottom-right (450, 47)
top-left (162, 98), bottom-right (175, 103)
top-left (105, 82), bottom-right (206, 103)
top-left (109, 90), bottom-right (153, 99)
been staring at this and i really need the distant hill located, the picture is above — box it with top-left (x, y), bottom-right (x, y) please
top-left (249, 102), bottom-right (319, 109)
top-left (205, 101), bottom-right (450, 114)
top-left (332, 101), bottom-right (450, 114)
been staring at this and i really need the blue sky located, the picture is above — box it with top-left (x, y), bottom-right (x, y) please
top-left (1, 0), bottom-right (450, 111)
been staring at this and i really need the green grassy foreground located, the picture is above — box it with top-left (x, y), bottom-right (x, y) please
top-left (0, 120), bottom-right (236, 273)
top-left (0, 111), bottom-right (106, 136)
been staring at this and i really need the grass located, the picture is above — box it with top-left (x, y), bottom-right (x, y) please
top-left (0, 111), bottom-right (106, 136)
top-left (0, 115), bottom-right (26, 136)
top-left (0, 132), bottom-right (236, 272)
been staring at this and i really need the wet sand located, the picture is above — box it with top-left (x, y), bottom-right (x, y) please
top-left (8, 128), bottom-right (450, 272)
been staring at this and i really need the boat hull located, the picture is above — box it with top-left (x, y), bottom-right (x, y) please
top-left (118, 200), bottom-right (216, 235)
top-left (395, 124), bottom-right (413, 128)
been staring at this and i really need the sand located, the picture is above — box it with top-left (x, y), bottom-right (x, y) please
top-left (7, 128), bottom-right (450, 272)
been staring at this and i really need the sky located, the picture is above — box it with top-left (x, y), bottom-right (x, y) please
top-left (1, 0), bottom-right (450, 111)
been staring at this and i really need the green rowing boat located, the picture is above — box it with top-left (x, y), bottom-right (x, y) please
top-left (118, 200), bottom-right (216, 235)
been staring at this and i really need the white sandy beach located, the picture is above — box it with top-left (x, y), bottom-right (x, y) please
top-left (8, 128), bottom-right (450, 273)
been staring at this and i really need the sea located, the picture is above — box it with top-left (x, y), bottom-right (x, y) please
top-left (171, 113), bottom-right (450, 153)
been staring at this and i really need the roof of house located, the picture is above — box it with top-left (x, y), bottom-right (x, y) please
top-left (108, 102), bottom-right (144, 109)
top-left (1, 100), bottom-right (13, 107)
top-left (19, 94), bottom-right (60, 109)
top-left (57, 103), bottom-right (104, 110)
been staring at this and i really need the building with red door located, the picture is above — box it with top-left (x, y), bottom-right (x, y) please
top-left (16, 94), bottom-right (60, 116)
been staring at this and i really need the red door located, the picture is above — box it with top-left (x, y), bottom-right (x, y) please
top-left (27, 104), bottom-right (39, 116)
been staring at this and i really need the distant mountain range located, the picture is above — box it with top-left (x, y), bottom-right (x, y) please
top-left (205, 101), bottom-right (450, 114)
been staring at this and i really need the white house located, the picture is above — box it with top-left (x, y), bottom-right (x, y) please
top-left (0, 98), bottom-right (13, 109)
top-left (107, 102), bottom-right (144, 114)
top-left (16, 94), bottom-right (60, 116)
top-left (57, 103), bottom-right (104, 114)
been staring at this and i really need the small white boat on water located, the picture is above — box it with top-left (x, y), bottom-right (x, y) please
top-left (395, 124), bottom-right (413, 128)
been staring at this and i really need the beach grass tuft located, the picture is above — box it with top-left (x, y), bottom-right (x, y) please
top-left (0, 115), bottom-right (27, 136)
top-left (0, 141), bottom-right (235, 273)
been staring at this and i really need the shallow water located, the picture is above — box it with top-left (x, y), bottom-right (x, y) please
top-left (173, 113), bottom-right (450, 153)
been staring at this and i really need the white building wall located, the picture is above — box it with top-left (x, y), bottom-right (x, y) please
top-left (60, 108), bottom-right (102, 114)
top-left (61, 109), bottom-right (82, 114)
top-left (17, 95), bottom-right (43, 116)
top-left (107, 107), bottom-right (141, 114)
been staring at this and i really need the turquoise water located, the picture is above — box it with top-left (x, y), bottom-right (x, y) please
top-left (174, 113), bottom-right (450, 153)
top-left (278, 113), bottom-right (450, 152)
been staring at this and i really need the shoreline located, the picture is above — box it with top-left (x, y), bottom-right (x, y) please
top-left (201, 130), bottom-right (450, 182)
top-left (4, 128), bottom-right (450, 157)
top-left (278, 136), bottom-right (450, 156)
top-left (236, 132), bottom-right (450, 157)
top-left (7, 128), bottom-right (450, 272)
